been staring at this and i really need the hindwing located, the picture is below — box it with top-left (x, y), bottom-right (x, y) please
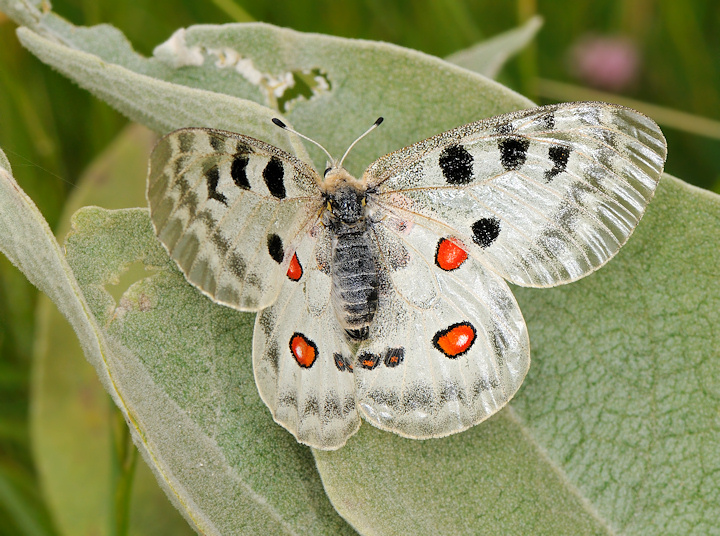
top-left (355, 214), bottom-right (529, 438)
top-left (252, 223), bottom-right (361, 450)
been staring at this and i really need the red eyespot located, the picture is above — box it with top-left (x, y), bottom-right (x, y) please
top-left (358, 352), bottom-right (381, 370)
top-left (435, 238), bottom-right (468, 271)
top-left (289, 333), bottom-right (317, 368)
top-left (432, 322), bottom-right (476, 358)
top-left (286, 253), bottom-right (303, 281)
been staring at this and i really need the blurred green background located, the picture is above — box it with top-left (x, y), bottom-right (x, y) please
top-left (0, 1), bottom-right (718, 534)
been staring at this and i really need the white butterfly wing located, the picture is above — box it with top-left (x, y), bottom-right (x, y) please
top-left (148, 128), bottom-right (324, 311)
top-left (354, 215), bottom-right (529, 438)
top-left (365, 102), bottom-right (667, 287)
top-left (252, 224), bottom-right (361, 449)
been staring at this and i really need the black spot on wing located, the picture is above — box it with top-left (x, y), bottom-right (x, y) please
top-left (211, 232), bottom-right (230, 255)
top-left (439, 144), bottom-right (474, 185)
top-left (334, 353), bottom-right (347, 372)
top-left (471, 217), bottom-right (501, 248)
top-left (357, 351), bottom-right (382, 370)
top-left (323, 396), bottom-right (344, 419)
top-left (263, 156), bottom-right (286, 199)
top-left (267, 233), bottom-right (284, 263)
top-left (178, 131), bottom-right (194, 154)
top-left (205, 165), bottom-right (228, 205)
top-left (257, 308), bottom-right (276, 338)
top-left (267, 342), bottom-right (279, 374)
top-left (209, 134), bottom-right (225, 152)
top-left (402, 383), bottom-right (433, 412)
top-left (471, 378), bottom-right (501, 398)
top-left (494, 122), bottom-right (514, 135)
top-left (246, 273), bottom-right (262, 290)
top-left (498, 137), bottom-right (530, 171)
top-left (384, 347), bottom-right (405, 368)
top-left (537, 112), bottom-right (555, 130)
top-left (346, 327), bottom-right (370, 341)
top-left (231, 155), bottom-right (250, 189)
top-left (544, 145), bottom-right (571, 182)
top-left (179, 191), bottom-right (199, 221)
top-left (173, 154), bottom-right (192, 177)
top-left (302, 397), bottom-right (320, 416)
top-left (228, 252), bottom-right (246, 279)
top-left (196, 209), bottom-right (217, 229)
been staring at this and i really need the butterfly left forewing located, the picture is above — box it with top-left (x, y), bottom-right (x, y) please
top-left (252, 223), bottom-right (361, 449)
top-left (148, 128), bottom-right (324, 312)
top-left (355, 217), bottom-right (529, 438)
top-left (366, 102), bottom-right (666, 288)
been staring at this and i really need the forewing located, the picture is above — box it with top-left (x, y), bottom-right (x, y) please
top-left (253, 224), bottom-right (360, 450)
top-left (354, 215), bottom-right (529, 439)
top-left (365, 102), bottom-right (667, 287)
top-left (148, 127), bottom-right (324, 311)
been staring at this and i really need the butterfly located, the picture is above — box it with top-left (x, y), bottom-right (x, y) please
top-left (147, 102), bottom-right (666, 450)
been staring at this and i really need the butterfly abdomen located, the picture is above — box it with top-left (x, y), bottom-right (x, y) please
top-left (323, 178), bottom-right (379, 342)
top-left (330, 224), bottom-right (378, 341)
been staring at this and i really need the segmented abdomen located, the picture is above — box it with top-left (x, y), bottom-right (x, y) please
top-left (331, 226), bottom-right (378, 341)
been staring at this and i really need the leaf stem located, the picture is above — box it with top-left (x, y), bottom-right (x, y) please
top-left (110, 405), bottom-right (138, 536)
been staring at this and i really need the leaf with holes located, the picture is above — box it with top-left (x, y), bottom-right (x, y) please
top-left (1, 3), bottom-right (719, 534)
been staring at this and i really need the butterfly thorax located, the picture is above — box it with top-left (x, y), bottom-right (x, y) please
top-left (322, 169), bottom-right (378, 342)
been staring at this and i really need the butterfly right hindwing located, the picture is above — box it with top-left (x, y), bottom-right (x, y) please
top-left (148, 127), bottom-right (324, 312)
top-left (354, 214), bottom-right (530, 438)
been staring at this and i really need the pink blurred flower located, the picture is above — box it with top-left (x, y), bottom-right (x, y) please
top-left (569, 35), bottom-right (641, 92)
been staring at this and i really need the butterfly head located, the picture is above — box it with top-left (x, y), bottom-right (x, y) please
top-left (318, 166), bottom-right (366, 224)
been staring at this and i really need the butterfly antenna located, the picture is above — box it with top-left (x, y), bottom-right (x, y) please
top-left (338, 117), bottom-right (384, 169)
top-left (271, 118), bottom-right (335, 164)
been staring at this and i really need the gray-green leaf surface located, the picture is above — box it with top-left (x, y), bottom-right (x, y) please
top-left (1, 2), bottom-right (718, 534)
top-left (31, 124), bottom-right (196, 536)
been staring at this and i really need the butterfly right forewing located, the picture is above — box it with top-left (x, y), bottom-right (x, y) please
top-left (148, 128), bottom-right (324, 312)
top-left (365, 102), bottom-right (666, 288)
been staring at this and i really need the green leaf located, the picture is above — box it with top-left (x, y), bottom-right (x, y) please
top-left (446, 15), bottom-right (543, 78)
top-left (315, 175), bottom-right (720, 535)
top-left (31, 124), bottom-right (195, 536)
top-left (2, 4), bottom-right (718, 534)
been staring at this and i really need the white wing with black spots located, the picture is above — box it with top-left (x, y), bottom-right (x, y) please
top-left (148, 127), bottom-right (324, 311)
top-left (365, 102), bottom-right (666, 287)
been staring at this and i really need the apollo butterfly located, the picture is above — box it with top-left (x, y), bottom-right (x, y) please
top-left (147, 102), bottom-right (666, 449)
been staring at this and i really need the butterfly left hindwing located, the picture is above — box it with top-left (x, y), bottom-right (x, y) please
top-left (252, 223), bottom-right (361, 449)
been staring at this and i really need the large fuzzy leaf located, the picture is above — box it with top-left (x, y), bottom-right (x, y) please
top-left (1, 2), bottom-right (718, 535)
top-left (31, 124), bottom-right (195, 536)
